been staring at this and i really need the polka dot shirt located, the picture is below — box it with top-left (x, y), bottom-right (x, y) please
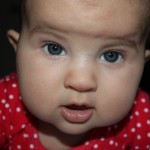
top-left (0, 73), bottom-right (150, 150)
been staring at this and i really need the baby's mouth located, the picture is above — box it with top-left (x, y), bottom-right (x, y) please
top-left (60, 104), bottom-right (94, 123)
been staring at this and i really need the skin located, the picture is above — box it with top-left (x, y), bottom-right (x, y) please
top-left (8, 0), bottom-right (150, 149)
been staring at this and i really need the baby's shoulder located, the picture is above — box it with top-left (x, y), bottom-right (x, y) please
top-left (0, 72), bottom-right (20, 101)
top-left (0, 73), bottom-right (24, 120)
top-left (0, 73), bottom-right (34, 149)
top-left (0, 72), bottom-right (18, 93)
top-left (132, 89), bottom-right (150, 117)
top-left (118, 90), bottom-right (150, 148)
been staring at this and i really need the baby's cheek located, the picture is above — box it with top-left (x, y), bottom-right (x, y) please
top-left (95, 91), bottom-right (135, 127)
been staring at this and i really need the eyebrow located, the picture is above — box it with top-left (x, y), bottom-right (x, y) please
top-left (98, 29), bottom-right (143, 51)
top-left (104, 34), bottom-right (139, 49)
top-left (100, 39), bottom-right (138, 52)
top-left (30, 24), bottom-right (68, 39)
top-left (30, 24), bottom-right (141, 50)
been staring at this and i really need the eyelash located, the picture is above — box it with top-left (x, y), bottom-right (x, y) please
top-left (42, 42), bottom-right (66, 56)
top-left (100, 50), bottom-right (125, 63)
top-left (42, 42), bottom-right (126, 63)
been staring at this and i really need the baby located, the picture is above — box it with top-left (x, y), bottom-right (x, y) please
top-left (0, 0), bottom-right (150, 149)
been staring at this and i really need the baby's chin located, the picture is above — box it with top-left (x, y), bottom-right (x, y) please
top-left (55, 122), bottom-right (94, 135)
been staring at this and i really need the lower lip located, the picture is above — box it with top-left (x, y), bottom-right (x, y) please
top-left (60, 107), bottom-right (93, 123)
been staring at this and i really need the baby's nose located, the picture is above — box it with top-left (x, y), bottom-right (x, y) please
top-left (64, 68), bottom-right (97, 92)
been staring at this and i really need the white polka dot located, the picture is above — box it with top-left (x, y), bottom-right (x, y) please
top-left (85, 141), bottom-right (89, 146)
top-left (1, 99), bottom-right (6, 104)
top-left (146, 145), bottom-right (150, 149)
top-left (9, 95), bottom-right (14, 100)
top-left (147, 120), bottom-right (150, 125)
top-left (21, 124), bottom-right (26, 129)
top-left (2, 115), bottom-right (6, 120)
top-left (135, 111), bottom-right (139, 116)
top-left (23, 133), bottom-right (29, 138)
top-left (131, 128), bottom-right (136, 133)
top-left (10, 125), bottom-right (14, 130)
top-left (9, 146), bottom-right (12, 150)
top-left (141, 98), bottom-right (146, 103)
top-left (6, 77), bottom-right (10, 81)
top-left (109, 140), bottom-right (114, 145)
top-left (115, 142), bottom-right (118, 147)
top-left (16, 107), bottom-right (21, 112)
top-left (9, 135), bottom-right (12, 139)
top-left (136, 123), bottom-right (142, 128)
top-left (100, 137), bottom-right (105, 141)
top-left (5, 103), bottom-right (10, 109)
top-left (137, 135), bottom-right (141, 140)
top-left (17, 145), bottom-right (22, 149)
top-left (12, 83), bottom-right (17, 88)
top-left (144, 108), bottom-right (149, 113)
top-left (4, 89), bottom-right (7, 93)
top-left (29, 144), bottom-right (35, 149)
top-left (129, 115), bottom-right (133, 120)
top-left (147, 132), bottom-right (150, 138)
top-left (123, 134), bottom-right (128, 138)
top-left (33, 133), bottom-right (38, 139)
top-left (134, 146), bottom-right (139, 149)
top-left (93, 144), bottom-right (99, 149)
top-left (9, 109), bottom-right (12, 113)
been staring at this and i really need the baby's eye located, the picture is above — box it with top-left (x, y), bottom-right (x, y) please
top-left (43, 43), bottom-right (65, 55)
top-left (100, 51), bottom-right (123, 63)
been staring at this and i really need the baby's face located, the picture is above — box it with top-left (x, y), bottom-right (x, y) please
top-left (17, 0), bottom-right (148, 134)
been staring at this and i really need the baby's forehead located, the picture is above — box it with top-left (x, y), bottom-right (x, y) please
top-left (25, 0), bottom-right (146, 14)
top-left (25, 0), bottom-right (148, 6)
top-left (25, 0), bottom-right (146, 21)
top-left (23, 0), bottom-right (149, 35)
top-left (24, 0), bottom-right (148, 19)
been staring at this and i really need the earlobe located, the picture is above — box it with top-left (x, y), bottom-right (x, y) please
top-left (145, 49), bottom-right (150, 62)
top-left (7, 29), bottom-right (20, 51)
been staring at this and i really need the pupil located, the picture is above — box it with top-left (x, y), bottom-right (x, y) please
top-left (48, 44), bottom-right (62, 55)
top-left (53, 45), bottom-right (58, 51)
top-left (108, 53), bottom-right (114, 58)
top-left (104, 51), bottom-right (118, 62)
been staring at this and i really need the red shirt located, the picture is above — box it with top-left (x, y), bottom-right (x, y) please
top-left (0, 73), bottom-right (150, 150)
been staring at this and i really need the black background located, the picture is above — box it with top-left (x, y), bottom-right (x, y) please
top-left (0, 0), bottom-right (20, 77)
top-left (0, 0), bottom-right (150, 93)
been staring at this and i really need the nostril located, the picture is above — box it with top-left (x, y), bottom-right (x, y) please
top-left (68, 85), bottom-right (92, 92)
top-left (65, 81), bottom-right (97, 92)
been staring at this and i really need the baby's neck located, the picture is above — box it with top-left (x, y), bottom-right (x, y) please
top-left (37, 121), bottom-right (86, 150)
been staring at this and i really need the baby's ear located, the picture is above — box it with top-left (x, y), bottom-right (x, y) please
top-left (145, 49), bottom-right (150, 62)
top-left (145, 49), bottom-right (150, 61)
top-left (7, 29), bottom-right (19, 51)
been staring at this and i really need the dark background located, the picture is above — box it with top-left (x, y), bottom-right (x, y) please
top-left (0, 0), bottom-right (150, 93)
top-left (0, 0), bottom-right (20, 77)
